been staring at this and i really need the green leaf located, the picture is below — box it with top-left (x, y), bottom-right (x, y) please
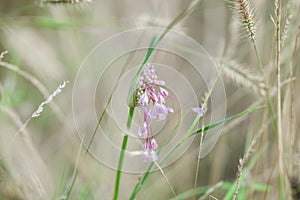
top-left (130, 105), bottom-right (264, 199)
top-left (34, 17), bottom-right (75, 29)
top-left (61, 138), bottom-right (84, 200)
top-left (169, 186), bottom-right (209, 200)
top-left (127, 35), bottom-right (160, 107)
top-left (193, 105), bottom-right (265, 135)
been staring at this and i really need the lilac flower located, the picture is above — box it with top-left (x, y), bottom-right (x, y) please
top-left (150, 138), bottom-right (158, 150)
top-left (160, 87), bottom-right (168, 97)
top-left (192, 107), bottom-right (205, 116)
top-left (149, 103), bottom-right (173, 121)
top-left (157, 94), bottom-right (165, 104)
top-left (154, 80), bottom-right (165, 86)
top-left (135, 63), bottom-right (173, 162)
top-left (138, 122), bottom-right (148, 138)
top-left (138, 93), bottom-right (149, 105)
top-left (142, 150), bottom-right (158, 162)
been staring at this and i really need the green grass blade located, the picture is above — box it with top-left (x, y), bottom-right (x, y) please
top-left (35, 17), bottom-right (75, 29)
top-left (52, 167), bottom-right (69, 199)
top-left (193, 105), bottom-right (265, 135)
top-left (161, 106), bottom-right (265, 165)
top-left (113, 135), bottom-right (129, 200)
top-left (127, 35), bottom-right (160, 107)
top-left (113, 107), bottom-right (134, 200)
top-left (169, 185), bottom-right (210, 200)
top-left (74, 185), bottom-right (93, 200)
top-left (61, 137), bottom-right (84, 200)
top-left (129, 105), bottom-right (263, 198)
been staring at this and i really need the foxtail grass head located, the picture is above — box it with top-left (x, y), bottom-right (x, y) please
top-left (229, 0), bottom-right (256, 42)
top-left (38, 0), bottom-right (92, 5)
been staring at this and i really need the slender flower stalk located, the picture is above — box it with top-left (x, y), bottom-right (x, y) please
top-left (135, 63), bottom-right (173, 162)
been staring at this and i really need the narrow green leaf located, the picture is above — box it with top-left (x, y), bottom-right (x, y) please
top-left (193, 105), bottom-right (265, 135)
top-left (35, 17), bottom-right (75, 29)
top-left (169, 185), bottom-right (210, 200)
top-left (61, 137), bottom-right (84, 200)
top-left (127, 35), bottom-right (160, 107)
top-left (52, 167), bottom-right (68, 199)
top-left (130, 105), bottom-right (264, 198)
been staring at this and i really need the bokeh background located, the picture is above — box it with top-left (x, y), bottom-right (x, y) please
top-left (0, 1), bottom-right (299, 199)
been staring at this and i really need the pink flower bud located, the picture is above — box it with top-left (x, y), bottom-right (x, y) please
top-left (138, 122), bottom-right (148, 138)
top-left (150, 138), bottom-right (158, 150)
top-left (192, 107), bottom-right (205, 116)
top-left (139, 93), bottom-right (149, 105)
top-left (160, 87), bottom-right (168, 97)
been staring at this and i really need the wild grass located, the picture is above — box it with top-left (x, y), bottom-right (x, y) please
top-left (0, 0), bottom-right (299, 199)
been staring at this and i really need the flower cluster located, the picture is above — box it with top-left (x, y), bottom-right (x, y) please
top-left (135, 63), bottom-right (173, 162)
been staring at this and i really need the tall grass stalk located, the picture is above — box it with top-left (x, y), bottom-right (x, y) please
top-left (0, 81), bottom-right (69, 160)
top-left (193, 119), bottom-right (205, 200)
top-left (224, 143), bottom-right (267, 200)
top-left (193, 66), bottom-right (223, 199)
top-left (288, 26), bottom-right (299, 173)
top-left (232, 120), bottom-right (268, 200)
top-left (229, 0), bottom-right (277, 145)
top-left (0, 61), bottom-right (65, 121)
top-left (153, 160), bottom-right (176, 196)
top-left (274, 0), bottom-right (286, 199)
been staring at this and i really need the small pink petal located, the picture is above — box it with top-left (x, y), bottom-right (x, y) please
top-left (167, 107), bottom-right (174, 113)
top-left (142, 151), bottom-right (151, 162)
top-left (150, 150), bottom-right (158, 161)
top-left (154, 80), bottom-right (165, 85)
top-left (138, 122), bottom-right (148, 138)
top-left (143, 143), bottom-right (150, 151)
top-left (139, 93), bottom-right (149, 105)
top-left (150, 138), bottom-right (158, 150)
top-left (160, 87), bottom-right (169, 97)
top-left (192, 107), bottom-right (205, 116)
top-left (149, 91), bottom-right (158, 103)
top-left (157, 94), bottom-right (165, 104)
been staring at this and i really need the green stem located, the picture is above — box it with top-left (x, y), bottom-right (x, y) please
top-left (252, 43), bottom-right (277, 133)
top-left (113, 107), bottom-right (134, 200)
top-left (129, 106), bottom-right (263, 199)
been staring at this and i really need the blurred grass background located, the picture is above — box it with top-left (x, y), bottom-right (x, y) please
top-left (0, 0), bottom-right (300, 199)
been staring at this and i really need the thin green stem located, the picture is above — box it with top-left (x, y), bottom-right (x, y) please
top-left (275, 0), bottom-right (285, 199)
top-left (127, 107), bottom-right (134, 129)
top-left (193, 64), bottom-right (223, 199)
top-left (113, 135), bottom-right (128, 200)
top-left (253, 43), bottom-right (264, 76)
top-left (252, 43), bottom-right (277, 133)
top-left (193, 119), bottom-right (205, 200)
top-left (113, 107), bottom-right (134, 200)
top-left (130, 106), bottom-right (263, 199)
top-left (61, 136), bottom-right (84, 200)
top-left (85, 94), bottom-right (112, 155)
